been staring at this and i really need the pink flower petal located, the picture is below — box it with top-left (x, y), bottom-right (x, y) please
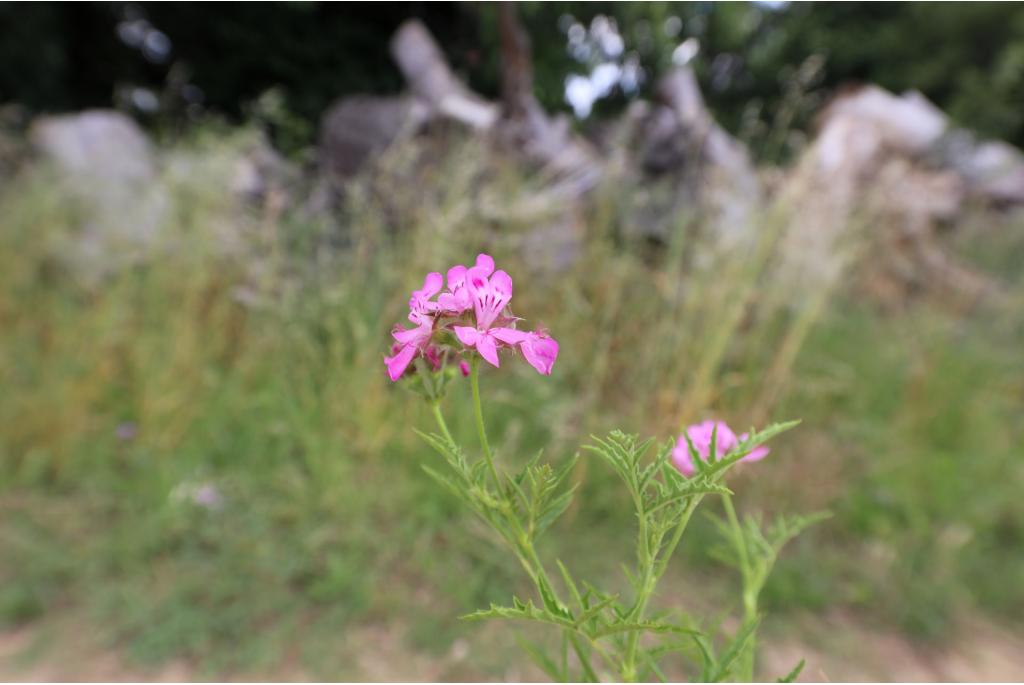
top-left (446, 265), bottom-right (467, 290)
top-left (673, 421), bottom-right (768, 477)
top-left (392, 315), bottom-right (432, 345)
top-left (671, 441), bottom-right (697, 476)
top-left (420, 272), bottom-right (443, 297)
top-left (475, 253), bottom-right (495, 275)
top-left (737, 432), bottom-right (770, 462)
top-left (409, 272), bottom-right (443, 317)
top-left (744, 445), bottom-right (771, 462)
top-left (384, 344), bottom-right (417, 381)
top-left (490, 270), bottom-right (513, 300)
top-left (437, 288), bottom-right (471, 314)
top-left (466, 265), bottom-right (490, 293)
top-left (453, 326), bottom-right (479, 346)
top-left (476, 333), bottom-right (501, 367)
top-left (520, 332), bottom-right (558, 375)
top-left (491, 327), bottom-right (528, 345)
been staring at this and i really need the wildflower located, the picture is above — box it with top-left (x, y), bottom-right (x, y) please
top-left (672, 420), bottom-right (769, 476)
top-left (452, 267), bottom-right (520, 368)
top-left (115, 421), bottom-right (138, 442)
top-left (385, 253), bottom-right (559, 379)
top-left (385, 312), bottom-right (434, 381)
top-left (438, 254), bottom-right (494, 315)
top-left (170, 480), bottom-right (225, 511)
top-left (409, 272), bottom-right (444, 319)
top-left (491, 329), bottom-right (559, 375)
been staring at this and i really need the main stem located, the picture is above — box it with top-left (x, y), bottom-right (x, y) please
top-left (466, 361), bottom-right (604, 679)
top-left (469, 357), bottom-right (501, 488)
top-left (722, 492), bottom-right (757, 682)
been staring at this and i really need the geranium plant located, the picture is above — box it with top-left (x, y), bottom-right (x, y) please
top-left (386, 254), bottom-right (824, 682)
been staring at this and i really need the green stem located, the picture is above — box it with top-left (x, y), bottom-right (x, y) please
top-left (514, 539), bottom-right (608, 680)
top-left (568, 632), bottom-right (599, 682)
top-left (652, 495), bottom-right (702, 587)
top-left (469, 357), bottom-right (501, 488)
top-left (722, 492), bottom-right (756, 682)
top-left (623, 495), bottom-right (703, 681)
top-left (430, 401), bottom-right (454, 445)
top-left (465, 359), bottom-right (612, 680)
top-left (622, 494), bottom-right (654, 681)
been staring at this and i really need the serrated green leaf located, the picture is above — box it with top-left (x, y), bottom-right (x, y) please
top-left (538, 575), bottom-right (573, 620)
top-left (702, 419), bottom-right (803, 479)
top-left (461, 597), bottom-right (576, 632)
top-left (556, 559), bottom-right (583, 610)
top-left (648, 480), bottom-right (732, 516)
top-left (591, 620), bottom-right (700, 638)
top-left (420, 464), bottom-right (464, 499)
top-left (535, 486), bottom-right (577, 535)
top-left (768, 511), bottom-right (831, 553)
top-left (709, 618), bottom-right (760, 682)
top-left (574, 594), bottom-right (619, 628)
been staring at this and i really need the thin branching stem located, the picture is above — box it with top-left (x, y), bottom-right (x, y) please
top-left (469, 357), bottom-right (501, 488)
top-left (430, 401), bottom-right (455, 446)
top-left (622, 495), bottom-right (702, 681)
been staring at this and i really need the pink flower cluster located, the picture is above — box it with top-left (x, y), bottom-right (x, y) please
top-left (671, 420), bottom-right (770, 476)
top-left (385, 254), bottom-right (559, 381)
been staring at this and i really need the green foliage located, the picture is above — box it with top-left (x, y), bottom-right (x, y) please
top-left (0, 129), bottom-right (1022, 678)
top-left (417, 353), bottom-right (805, 682)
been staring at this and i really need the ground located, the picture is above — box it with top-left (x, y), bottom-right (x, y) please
top-left (3, 608), bottom-right (1022, 682)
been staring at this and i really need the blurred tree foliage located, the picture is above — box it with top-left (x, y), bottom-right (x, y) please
top-left (1, 2), bottom-right (1023, 157)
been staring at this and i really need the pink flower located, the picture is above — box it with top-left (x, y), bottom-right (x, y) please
top-left (452, 266), bottom-right (520, 368)
top-left (453, 324), bottom-right (522, 368)
top-left (384, 252), bottom-right (559, 380)
top-left (438, 254), bottom-right (494, 315)
top-left (467, 265), bottom-right (512, 329)
top-left (671, 420), bottom-right (769, 476)
top-left (385, 313), bottom-right (434, 381)
top-left (408, 272), bottom-right (443, 320)
top-left (519, 332), bottom-right (559, 375)
top-left (491, 329), bottom-right (559, 375)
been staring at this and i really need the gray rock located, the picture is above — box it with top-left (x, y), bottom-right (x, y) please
top-left (318, 94), bottom-right (428, 179)
top-left (937, 130), bottom-right (1024, 205)
top-left (774, 85), bottom-right (991, 309)
top-left (29, 110), bottom-right (166, 278)
top-left (31, 109), bottom-right (155, 182)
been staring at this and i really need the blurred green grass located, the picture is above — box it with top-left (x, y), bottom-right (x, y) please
top-left (1, 128), bottom-right (1022, 677)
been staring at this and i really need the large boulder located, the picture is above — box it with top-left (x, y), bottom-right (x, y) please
top-left (937, 130), bottom-right (1024, 205)
top-left (29, 110), bottom-right (166, 278)
top-left (31, 109), bottom-right (155, 183)
top-left (774, 86), bottom-right (991, 309)
top-left (318, 95), bottom-right (429, 180)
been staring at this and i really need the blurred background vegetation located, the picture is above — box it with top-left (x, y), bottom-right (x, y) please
top-left (1, 1), bottom-right (1023, 681)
